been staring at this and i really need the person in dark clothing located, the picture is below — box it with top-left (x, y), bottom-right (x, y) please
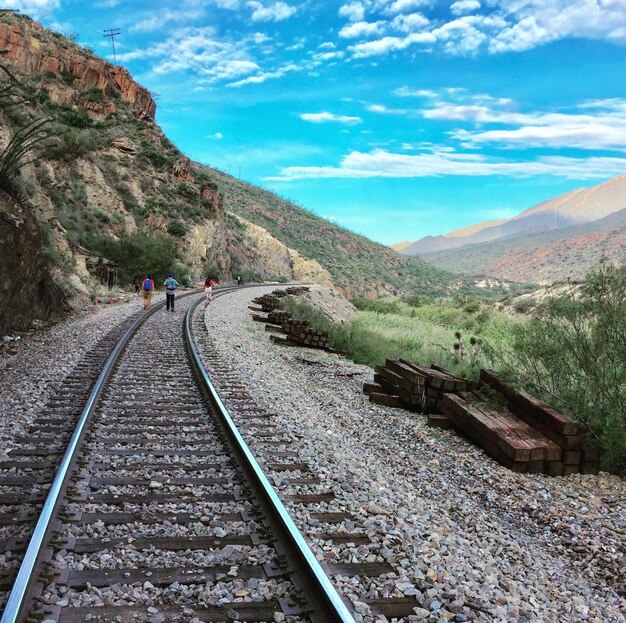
top-left (237, 275), bottom-right (242, 286)
top-left (163, 273), bottom-right (179, 312)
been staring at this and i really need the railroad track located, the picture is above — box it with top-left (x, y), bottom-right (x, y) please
top-left (0, 287), bottom-right (353, 623)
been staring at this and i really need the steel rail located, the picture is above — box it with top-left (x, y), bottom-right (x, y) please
top-left (185, 294), bottom-right (355, 623)
top-left (0, 288), bottom-right (202, 623)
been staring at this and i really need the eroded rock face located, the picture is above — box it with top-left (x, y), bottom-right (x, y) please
top-left (172, 157), bottom-right (195, 183)
top-left (230, 213), bottom-right (334, 286)
top-left (0, 190), bottom-right (64, 333)
top-left (0, 21), bottom-right (156, 120)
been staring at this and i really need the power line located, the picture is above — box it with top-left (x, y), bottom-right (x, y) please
top-left (103, 28), bottom-right (121, 66)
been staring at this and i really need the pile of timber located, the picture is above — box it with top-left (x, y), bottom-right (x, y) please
top-left (251, 287), bottom-right (311, 312)
top-left (363, 359), bottom-right (467, 413)
top-left (284, 286), bottom-right (310, 296)
top-left (251, 307), bottom-right (331, 351)
top-left (441, 369), bottom-right (599, 475)
top-left (252, 293), bottom-right (282, 312)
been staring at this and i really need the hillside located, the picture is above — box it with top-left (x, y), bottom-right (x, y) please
top-left (194, 164), bottom-right (477, 298)
top-left (422, 208), bottom-right (626, 283)
top-left (399, 173), bottom-right (626, 256)
top-left (0, 11), bottom-right (489, 330)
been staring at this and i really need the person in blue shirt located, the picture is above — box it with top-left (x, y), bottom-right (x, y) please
top-left (163, 273), bottom-right (179, 312)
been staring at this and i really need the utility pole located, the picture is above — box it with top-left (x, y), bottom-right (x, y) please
top-left (103, 28), bottom-right (121, 66)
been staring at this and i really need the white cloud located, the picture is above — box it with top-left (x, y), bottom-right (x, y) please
top-left (215, 0), bottom-right (241, 8)
top-left (394, 86), bottom-right (438, 97)
top-left (247, 1), bottom-right (296, 22)
top-left (227, 62), bottom-right (301, 87)
top-left (338, 1), bottom-right (365, 22)
top-left (207, 132), bottom-right (224, 139)
top-left (366, 103), bottom-right (407, 114)
top-left (418, 92), bottom-right (626, 151)
top-left (266, 148), bottom-right (626, 181)
top-left (385, 0), bottom-right (431, 14)
top-left (489, 0), bottom-right (626, 53)
top-left (349, 31), bottom-right (436, 57)
top-left (252, 32), bottom-right (271, 43)
top-left (116, 27), bottom-right (261, 83)
top-left (300, 112), bottom-right (363, 124)
top-left (391, 12), bottom-right (429, 32)
top-left (450, 0), bottom-right (481, 16)
top-left (130, 8), bottom-right (205, 33)
top-left (3, 0), bottom-right (59, 16)
top-left (339, 20), bottom-right (386, 38)
top-left (319, 41), bottom-right (336, 49)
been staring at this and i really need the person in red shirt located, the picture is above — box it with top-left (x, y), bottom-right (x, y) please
top-left (204, 276), bottom-right (216, 301)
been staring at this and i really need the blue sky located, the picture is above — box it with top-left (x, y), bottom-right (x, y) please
top-left (13, 0), bottom-right (626, 244)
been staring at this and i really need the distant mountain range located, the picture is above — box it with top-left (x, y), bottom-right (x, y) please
top-left (394, 172), bottom-right (626, 283)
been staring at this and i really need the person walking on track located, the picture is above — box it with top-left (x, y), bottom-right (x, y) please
top-left (164, 273), bottom-right (179, 312)
top-left (142, 275), bottom-right (154, 310)
top-left (204, 276), bottom-right (215, 301)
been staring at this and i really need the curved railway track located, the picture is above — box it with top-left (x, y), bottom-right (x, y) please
top-left (1, 285), bottom-right (425, 623)
top-left (0, 287), bottom-right (352, 623)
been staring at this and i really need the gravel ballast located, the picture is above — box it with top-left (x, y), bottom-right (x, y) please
top-left (0, 296), bottom-right (153, 456)
top-left (203, 286), bottom-right (626, 623)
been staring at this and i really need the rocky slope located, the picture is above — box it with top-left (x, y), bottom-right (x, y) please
top-left (422, 208), bottom-right (626, 284)
top-left (398, 172), bottom-right (626, 257)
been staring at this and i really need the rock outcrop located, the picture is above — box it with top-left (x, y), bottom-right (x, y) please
top-left (0, 19), bottom-right (155, 119)
top-left (0, 190), bottom-right (64, 333)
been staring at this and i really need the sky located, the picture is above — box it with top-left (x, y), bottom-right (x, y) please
top-left (11, 0), bottom-right (626, 244)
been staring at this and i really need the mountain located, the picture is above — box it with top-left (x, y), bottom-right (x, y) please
top-left (422, 208), bottom-right (626, 283)
top-left (399, 174), bottom-right (626, 256)
top-left (0, 11), bottom-right (490, 332)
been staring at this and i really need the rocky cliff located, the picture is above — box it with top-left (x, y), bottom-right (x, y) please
top-left (0, 18), bottom-right (155, 120)
top-left (0, 190), bottom-right (64, 334)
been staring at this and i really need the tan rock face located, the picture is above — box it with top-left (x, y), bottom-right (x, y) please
top-left (0, 22), bottom-right (156, 120)
top-left (201, 187), bottom-right (223, 217)
top-left (231, 213), bottom-right (333, 285)
top-left (172, 157), bottom-right (195, 183)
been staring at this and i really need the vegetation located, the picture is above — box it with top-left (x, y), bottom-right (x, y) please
top-left (167, 219), bottom-right (187, 237)
top-left (85, 233), bottom-right (186, 285)
top-left (281, 295), bottom-right (517, 381)
top-left (496, 263), bottom-right (626, 472)
top-left (284, 261), bottom-right (626, 471)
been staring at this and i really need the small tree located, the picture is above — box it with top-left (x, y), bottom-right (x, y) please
top-left (498, 262), bottom-right (626, 472)
top-left (167, 219), bottom-right (187, 237)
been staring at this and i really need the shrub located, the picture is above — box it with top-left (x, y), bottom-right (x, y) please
top-left (56, 106), bottom-right (91, 128)
top-left (167, 219), bottom-right (187, 237)
top-left (83, 87), bottom-right (104, 102)
top-left (140, 141), bottom-right (170, 168)
top-left (85, 233), bottom-right (182, 285)
top-left (176, 182), bottom-right (197, 199)
top-left (499, 263), bottom-right (626, 472)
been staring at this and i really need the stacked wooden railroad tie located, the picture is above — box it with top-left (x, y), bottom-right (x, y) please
top-left (250, 287), bottom-right (311, 313)
top-left (441, 369), bottom-right (599, 476)
top-left (250, 303), bottom-right (331, 351)
top-left (364, 359), bottom-right (467, 417)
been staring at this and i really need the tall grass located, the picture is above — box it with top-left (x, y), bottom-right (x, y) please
top-left (281, 296), bottom-right (519, 381)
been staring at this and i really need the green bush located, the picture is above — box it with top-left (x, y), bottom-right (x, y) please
top-left (44, 126), bottom-right (100, 160)
top-left (140, 141), bottom-right (170, 168)
top-left (167, 219), bottom-right (187, 237)
top-left (499, 263), bottom-right (626, 472)
top-left (176, 182), bottom-right (197, 199)
top-left (56, 106), bottom-right (91, 128)
top-left (83, 87), bottom-right (104, 102)
top-left (85, 233), bottom-right (182, 285)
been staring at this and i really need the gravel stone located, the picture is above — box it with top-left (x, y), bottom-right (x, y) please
top-left (199, 285), bottom-right (626, 623)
